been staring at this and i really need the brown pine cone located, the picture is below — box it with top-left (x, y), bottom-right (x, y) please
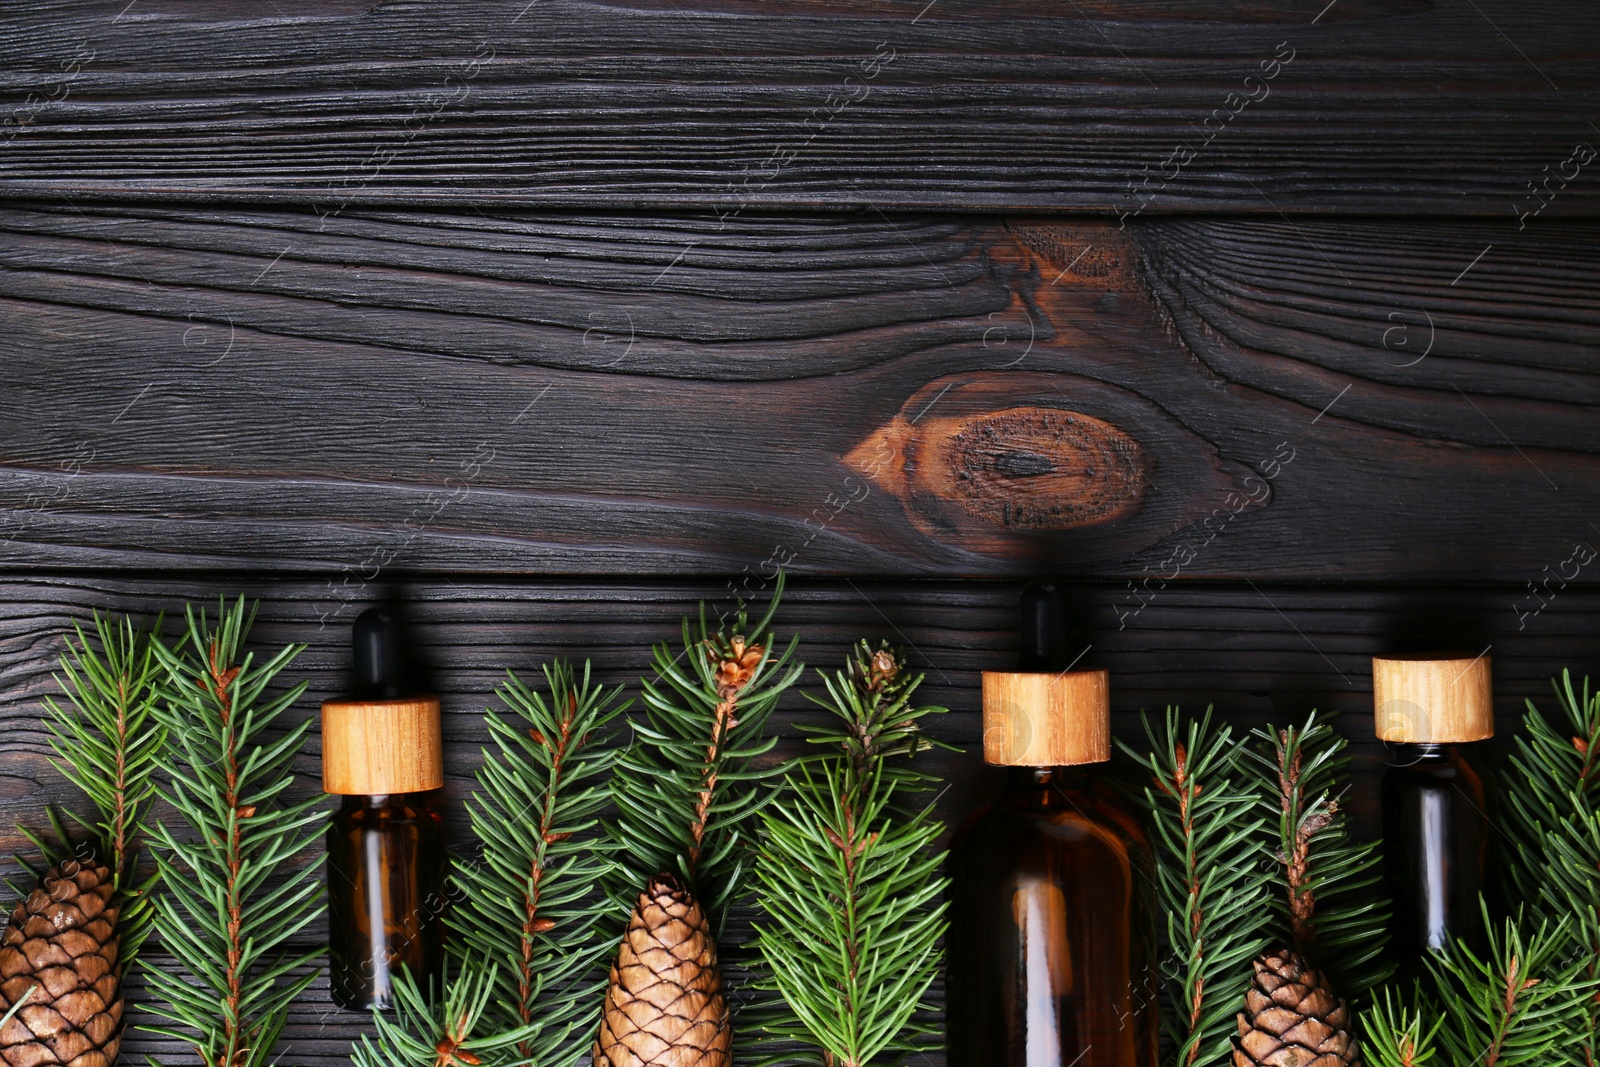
top-left (0, 854), bottom-right (122, 1067)
top-left (1233, 950), bottom-right (1354, 1067)
top-left (595, 873), bottom-right (730, 1067)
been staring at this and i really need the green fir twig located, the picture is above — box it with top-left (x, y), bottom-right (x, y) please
top-left (1247, 712), bottom-right (1392, 1002)
top-left (751, 642), bottom-right (949, 1067)
top-left (1427, 908), bottom-right (1596, 1067)
top-left (1501, 670), bottom-right (1600, 1065)
top-left (141, 598), bottom-right (327, 1067)
top-left (1120, 707), bottom-right (1273, 1067)
top-left (450, 659), bottom-right (629, 1065)
top-left (799, 639), bottom-right (952, 792)
top-left (1503, 672), bottom-right (1600, 858)
top-left (352, 964), bottom-right (541, 1067)
top-left (40, 611), bottom-right (166, 963)
top-left (1360, 985), bottom-right (1442, 1067)
top-left (611, 574), bottom-right (803, 933)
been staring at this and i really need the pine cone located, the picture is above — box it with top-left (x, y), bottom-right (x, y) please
top-left (0, 854), bottom-right (122, 1067)
top-left (595, 874), bottom-right (729, 1067)
top-left (1233, 951), bottom-right (1354, 1067)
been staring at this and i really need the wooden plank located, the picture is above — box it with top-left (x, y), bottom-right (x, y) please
top-left (2, 573), bottom-right (1598, 1063)
top-left (7, 574), bottom-right (1593, 857)
top-left (1, 205), bottom-right (1595, 578)
top-left (0, 0), bottom-right (1597, 213)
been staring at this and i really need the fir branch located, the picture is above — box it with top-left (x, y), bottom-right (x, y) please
top-left (800, 639), bottom-right (952, 794)
top-left (1502, 671), bottom-right (1600, 893)
top-left (141, 598), bottom-right (327, 1067)
top-left (1504, 672), bottom-right (1600, 846)
top-left (450, 659), bottom-right (628, 1065)
top-left (1502, 670), bottom-right (1600, 1064)
top-left (1120, 706), bottom-right (1273, 1067)
top-left (1247, 712), bottom-right (1392, 1000)
top-left (40, 611), bottom-right (166, 962)
top-left (1535, 809), bottom-right (1600, 1067)
top-left (352, 963), bottom-right (542, 1067)
top-left (751, 763), bottom-right (946, 1067)
top-left (1427, 908), bottom-right (1597, 1067)
top-left (611, 574), bottom-right (802, 932)
top-left (1360, 986), bottom-right (1442, 1067)
top-left (751, 643), bottom-right (949, 1067)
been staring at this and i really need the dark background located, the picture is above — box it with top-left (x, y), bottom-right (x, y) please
top-left (2, 0), bottom-right (1598, 1061)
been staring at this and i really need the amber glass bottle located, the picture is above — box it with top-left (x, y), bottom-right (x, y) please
top-left (1373, 655), bottom-right (1494, 977)
top-left (322, 608), bottom-right (447, 1011)
top-left (948, 585), bottom-right (1159, 1067)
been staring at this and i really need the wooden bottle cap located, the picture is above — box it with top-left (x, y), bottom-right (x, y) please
top-left (322, 696), bottom-right (444, 794)
top-left (982, 669), bottom-right (1110, 767)
top-left (1371, 655), bottom-right (1494, 743)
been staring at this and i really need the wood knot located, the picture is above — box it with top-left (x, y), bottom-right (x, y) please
top-left (944, 408), bottom-right (1143, 529)
top-left (849, 398), bottom-right (1147, 547)
top-left (845, 372), bottom-right (1247, 559)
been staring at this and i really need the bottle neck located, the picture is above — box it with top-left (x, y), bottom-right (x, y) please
top-left (1003, 764), bottom-right (1099, 792)
top-left (1386, 742), bottom-right (1456, 762)
top-left (338, 792), bottom-right (394, 812)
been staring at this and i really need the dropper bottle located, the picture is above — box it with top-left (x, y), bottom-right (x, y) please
top-left (947, 582), bottom-right (1159, 1067)
top-left (322, 607), bottom-right (447, 1010)
top-left (1373, 654), bottom-right (1494, 977)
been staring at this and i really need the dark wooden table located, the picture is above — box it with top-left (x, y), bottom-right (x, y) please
top-left (2, 1), bottom-right (1598, 1061)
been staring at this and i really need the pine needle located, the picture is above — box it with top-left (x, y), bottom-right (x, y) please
top-left (40, 610), bottom-right (166, 964)
top-left (352, 963), bottom-right (542, 1067)
top-left (611, 573), bottom-right (802, 934)
top-left (1247, 712), bottom-right (1392, 1002)
top-left (799, 639), bottom-right (953, 793)
top-left (1360, 985), bottom-right (1442, 1067)
top-left (750, 642), bottom-right (949, 1067)
top-left (0, 986), bottom-right (34, 1035)
top-left (1500, 670), bottom-right (1600, 1064)
top-left (139, 598), bottom-right (326, 1067)
top-left (450, 659), bottom-right (628, 1065)
top-left (1120, 706), bottom-right (1273, 1067)
top-left (1427, 908), bottom-right (1597, 1067)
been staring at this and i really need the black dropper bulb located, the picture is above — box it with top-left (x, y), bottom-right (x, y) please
top-left (1018, 581), bottom-right (1068, 671)
top-left (351, 606), bottom-right (408, 700)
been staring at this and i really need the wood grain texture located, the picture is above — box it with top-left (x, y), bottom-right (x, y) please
top-left (0, 205), bottom-right (1595, 579)
top-left (1371, 654), bottom-right (1495, 742)
top-left (981, 668), bottom-right (1111, 767)
top-left (321, 696), bottom-right (444, 794)
top-left (0, 573), bottom-right (1597, 1064)
top-left (0, 2), bottom-right (1590, 1062)
top-left (0, 1), bottom-right (1597, 212)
